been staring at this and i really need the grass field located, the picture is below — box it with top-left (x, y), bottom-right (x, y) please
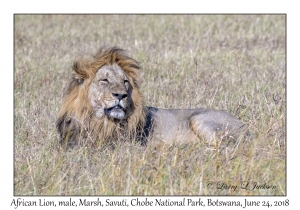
top-left (14, 14), bottom-right (286, 195)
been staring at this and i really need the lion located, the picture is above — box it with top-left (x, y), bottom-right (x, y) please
top-left (56, 47), bottom-right (247, 148)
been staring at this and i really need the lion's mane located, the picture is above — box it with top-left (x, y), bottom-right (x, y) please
top-left (56, 47), bottom-right (146, 147)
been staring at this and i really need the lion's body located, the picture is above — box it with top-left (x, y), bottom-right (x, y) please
top-left (56, 47), bottom-right (246, 148)
top-left (144, 107), bottom-right (246, 144)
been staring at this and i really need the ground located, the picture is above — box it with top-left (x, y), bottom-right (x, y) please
top-left (14, 14), bottom-right (286, 195)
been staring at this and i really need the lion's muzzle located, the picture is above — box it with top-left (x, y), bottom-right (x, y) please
top-left (112, 93), bottom-right (128, 100)
top-left (104, 104), bottom-right (126, 120)
top-left (103, 92), bottom-right (130, 120)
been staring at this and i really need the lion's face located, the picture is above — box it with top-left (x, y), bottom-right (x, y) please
top-left (57, 48), bottom-right (146, 147)
top-left (89, 64), bottom-right (133, 120)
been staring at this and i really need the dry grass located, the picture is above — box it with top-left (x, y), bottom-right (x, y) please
top-left (14, 14), bottom-right (286, 195)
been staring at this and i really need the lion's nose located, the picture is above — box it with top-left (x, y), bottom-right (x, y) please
top-left (112, 93), bottom-right (128, 100)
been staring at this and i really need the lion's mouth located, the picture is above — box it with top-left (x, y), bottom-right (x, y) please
top-left (104, 105), bottom-right (126, 120)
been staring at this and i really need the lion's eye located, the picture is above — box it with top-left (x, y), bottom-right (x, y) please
top-left (100, 79), bottom-right (109, 83)
top-left (124, 80), bottom-right (129, 89)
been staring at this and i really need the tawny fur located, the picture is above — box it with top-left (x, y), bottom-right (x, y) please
top-left (56, 48), bottom-right (146, 147)
top-left (56, 47), bottom-right (247, 148)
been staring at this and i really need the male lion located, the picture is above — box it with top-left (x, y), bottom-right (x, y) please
top-left (56, 47), bottom-right (247, 148)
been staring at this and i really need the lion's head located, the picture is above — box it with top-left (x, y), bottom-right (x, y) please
top-left (56, 47), bottom-right (146, 148)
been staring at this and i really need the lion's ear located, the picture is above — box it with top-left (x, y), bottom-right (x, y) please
top-left (72, 55), bottom-right (94, 82)
top-left (72, 68), bottom-right (88, 82)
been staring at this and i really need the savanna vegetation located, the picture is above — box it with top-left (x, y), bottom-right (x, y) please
top-left (14, 14), bottom-right (285, 195)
